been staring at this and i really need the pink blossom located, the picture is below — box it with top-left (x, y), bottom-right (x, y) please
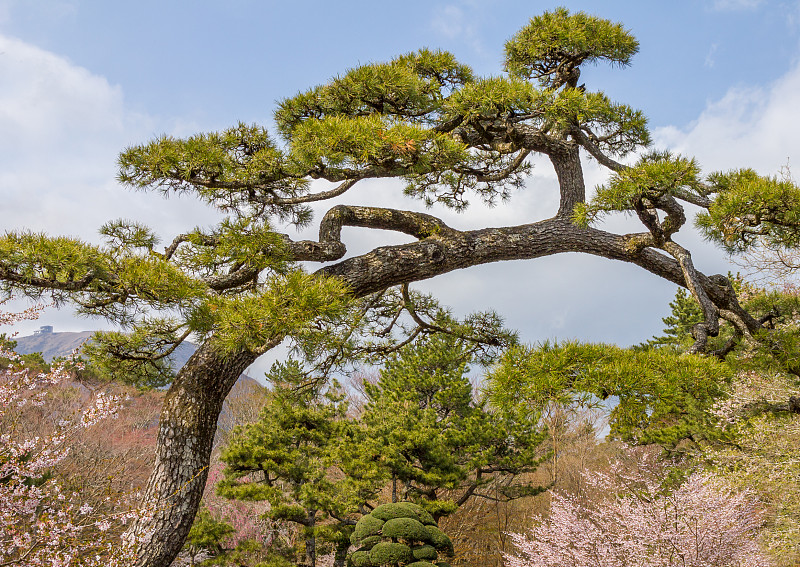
top-left (505, 450), bottom-right (772, 567)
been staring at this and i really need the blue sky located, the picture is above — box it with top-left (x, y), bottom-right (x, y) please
top-left (2, 0), bottom-right (800, 375)
top-left (5, 0), bottom-right (798, 129)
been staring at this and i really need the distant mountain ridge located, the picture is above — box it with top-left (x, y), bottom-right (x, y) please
top-left (12, 326), bottom-right (261, 388)
top-left (12, 327), bottom-right (266, 444)
top-left (13, 328), bottom-right (94, 362)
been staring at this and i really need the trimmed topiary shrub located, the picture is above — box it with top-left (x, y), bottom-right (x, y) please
top-left (411, 545), bottom-right (437, 561)
top-left (350, 551), bottom-right (372, 567)
top-left (357, 535), bottom-right (382, 551)
top-left (348, 502), bottom-right (454, 567)
top-left (382, 517), bottom-right (429, 542)
top-left (353, 514), bottom-right (386, 541)
top-left (371, 502), bottom-right (436, 526)
top-left (425, 526), bottom-right (454, 556)
top-left (369, 542), bottom-right (413, 565)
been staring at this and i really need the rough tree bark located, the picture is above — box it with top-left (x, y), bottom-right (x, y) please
top-left (125, 340), bottom-right (259, 566)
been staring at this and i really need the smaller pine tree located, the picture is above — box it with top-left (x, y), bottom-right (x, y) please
top-left (183, 508), bottom-right (236, 565)
top-left (646, 287), bottom-right (704, 350)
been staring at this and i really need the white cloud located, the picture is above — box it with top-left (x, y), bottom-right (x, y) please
top-left (640, 59), bottom-right (800, 298)
top-left (0, 34), bottom-right (221, 335)
top-left (431, 4), bottom-right (468, 40)
top-left (429, 2), bottom-right (485, 55)
top-left (654, 61), bottom-right (800, 175)
top-left (0, 34), bottom-right (221, 242)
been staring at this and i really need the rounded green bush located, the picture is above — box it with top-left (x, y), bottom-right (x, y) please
top-left (357, 535), bottom-right (382, 551)
top-left (382, 517), bottom-right (429, 542)
top-left (435, 562), bottom-right (451, 567)
top-left (352, 514), bottom-right (385, 544)
top-left (400, 502), bottom-right (436, 526)
top-left (349, 550), bottom-right (371, 567)
top-left (347, 502), bottom-right (453, 567)
top-left (370, 502), bottom-right (436, 526)
top-left (372, 503), bottom-right (418, 521)
top-left (411, 544), bottom-right (438, 561)
top-left (426, 526), bottom-right (454, 557)
top-left (369, 542), bottom-right (413, 565)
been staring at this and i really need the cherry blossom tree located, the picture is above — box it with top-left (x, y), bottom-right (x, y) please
top-left (505, 450), bottom-right (772, 567)
top-left (0, 303), bottom-right (140, 567)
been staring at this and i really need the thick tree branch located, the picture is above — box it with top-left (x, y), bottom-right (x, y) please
top-left (0, 266), bottom-right (100, 293)
top-left (550, 146), bottom-right (586, 218)
top-left (305, 211), bottom-right (697, 304)
top-left (662, 241), bottom-right (719, 353)
top-left (317, 205), bottom-right (460, 244)
top-left (204, 267), bottom-right (259, 291)
top-left (654, 196), bottom-right (687, 237)
top-left (672, 187), bottom-right (712, 208)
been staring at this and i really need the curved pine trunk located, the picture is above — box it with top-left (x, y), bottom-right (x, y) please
top-left (126, 341), bottom-right (257, 567)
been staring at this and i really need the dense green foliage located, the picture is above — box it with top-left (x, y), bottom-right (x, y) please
top-left (183, 508), bottom-right (236, 564)
top-left (487, 341), bottom-right (733, 449)
top-left (648, 277), bottom-right (800, 377)
top-left (218, 364), bottom-right (371, 567)
top-left (504, 8), bottom-right (639, 84)
top-left (0, 226), bottom-right (349, 389)
top-left (348, 503), bottom-right (453, 567)
top-left (575, 152), bottom-right (701, 227)
top-left (360, 333), bottom-right (547, 516)
top-left (216, 315), bottom-right (541, 564)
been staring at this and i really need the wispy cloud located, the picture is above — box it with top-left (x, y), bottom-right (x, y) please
top-left (704, 43), bottom-right (718, 68)
top-left (0, 0), bottom-right (77, 27)
top-left (429, 2), bottom-right (485, 54)
top-left (431, 4), bottom-right (469, 40)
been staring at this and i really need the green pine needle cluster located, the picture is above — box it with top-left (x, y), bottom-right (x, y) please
top-left (576, 152), bottom-right (701, 227)
top-left (487, 341), bottom-right (733, 449)
top-left (504, 7), bottom-right (639, 84)
top-left (698, 168), bottom-right (800, 252)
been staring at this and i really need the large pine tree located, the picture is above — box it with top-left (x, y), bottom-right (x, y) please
top-left (2, 9), bottom-right (799, 565)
